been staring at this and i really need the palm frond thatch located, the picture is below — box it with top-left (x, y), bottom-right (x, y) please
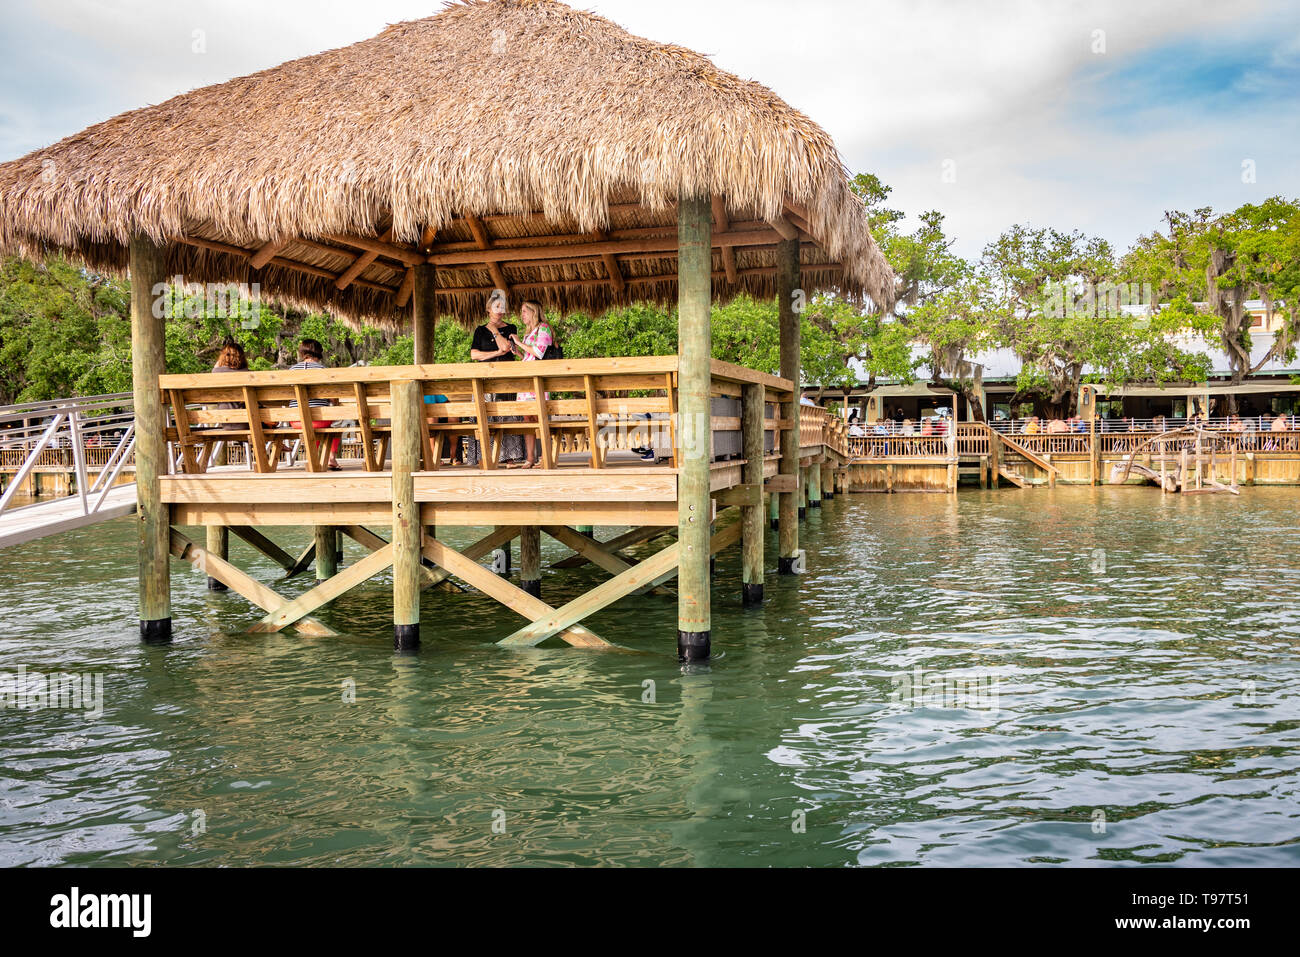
top-left (0, 0), bottom-right (893, 328)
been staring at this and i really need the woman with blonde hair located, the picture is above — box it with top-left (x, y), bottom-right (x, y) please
top-left (506, 300), bottom-right (555, 468)
top-left (466, 289), bottom-right (526, 467)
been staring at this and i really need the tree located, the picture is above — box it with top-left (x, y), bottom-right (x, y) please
top-left (904, 263), bottom-right (1002, 419)
top-left (852, 172), bottom-right (964, 312)
top-left (1125, 199), bottom-right (1300, 402)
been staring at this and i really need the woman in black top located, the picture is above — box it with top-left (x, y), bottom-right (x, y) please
top-left (466, 290), bottom-right (525, 466)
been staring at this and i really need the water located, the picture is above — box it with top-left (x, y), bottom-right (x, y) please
top-left (1, 487), bottom-right (1298, 866)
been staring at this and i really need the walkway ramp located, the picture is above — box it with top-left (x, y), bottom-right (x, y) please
top-left (0, 483), bottom-right (136, 549)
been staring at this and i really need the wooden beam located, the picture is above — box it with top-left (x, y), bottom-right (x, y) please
top-left (676, 194), bottom-right (712, 660)
top-left (418, 525), bottom-right (521, 591)
top-left (426, 228), bottom-right (784, 267)
top-left (777, 236), bottom-right (801, 572)
top-left (550, 526), bottom-right (668, 569)
top-left (396, 267), bottom-right (417, 308)
top-left (337, 523), bottom-right (459, 592)
top-left (423, 537), bottom-right (609, 648)
top-left (769, 214), bottom-right (799, 241)
top-left (285, 541), bottom-right (317, 578)
top-left (228, 525), bottom-right (296, 571)
top-left (169, 529), bottom-right (337, 637)
top-left (249, 544), bottom-right (395, 633)
top-left (601, 253), bottom-right (626, 296)
top-left (325, 233), bottom-right (425, 266)
top-left (173, 236), bottom-right (400, 294)
top-left (541, 525), bottom-right (674, 597)
top-left (250, 238), bottom-right (291, 270)
top-left (499, 539), bottom-right (680, 647)
top-left (335, 229), bottom-right (392, 291)
top-left (464, 215), bottom-right (512, 296)
top-left (465, 216), bottom-right (493, 249)
top-left (391, 380), bottom-right (423, 649)
top-left (412, 264), bottom-right (438, 365)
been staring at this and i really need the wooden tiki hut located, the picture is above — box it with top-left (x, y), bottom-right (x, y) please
top-left (0, 0), bottom-right (891, 659)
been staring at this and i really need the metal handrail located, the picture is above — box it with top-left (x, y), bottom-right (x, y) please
top-left (0, 394), bottom-right (136, 519)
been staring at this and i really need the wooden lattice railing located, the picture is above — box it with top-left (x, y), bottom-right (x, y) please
top-left (157, 357), bottom-right (794, 474)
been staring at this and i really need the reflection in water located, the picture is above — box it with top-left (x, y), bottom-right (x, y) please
top-left (1, 487), bottom-right (1298, 866)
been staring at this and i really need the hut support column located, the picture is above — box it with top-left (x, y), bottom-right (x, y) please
top-left (769, 488), bottom-right (779, 530)
top-left (777, 237), bottom-right (801, 574)
top-left (130, 236), bottom-right (171, 643)
top-left (413, 263), bottom-right (439, 547)
top-left (206, 525), bottom-right (228, 591)
top-left (741, 383), bottom-right (765, 605)
top-left (391, 379), bottom-right (422, 650)
top-left (520, 526), bottom-right (541, 597)
top-left (412, 264), bottom-right (437, 365)
top-left (809, 460), bottom-right (822, 508)
top-left (676, 195), bottom-right (712, 661)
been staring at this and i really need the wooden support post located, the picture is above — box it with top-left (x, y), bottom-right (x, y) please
top-left (676, 194), bottom-right (712, 661)
top-left (314, 525), bottom-right (337, 580)
top-left (1089, 417), bottom-right (1100, 486)
top-left (520, 525), bottom-right (541, 597)
top-left (777, 236), bottom-right (801, 574)
top-left (769, 486), bottom-right (779, 530)
top-left (205, 525), bottom-right (228, 591)
top-left (808, 459), bottom-right (822, 508)
top-left (799, 465), bottom-right (808, 519)
top-left (990, 430), bottom-right (1001, 490)
top-left (494, 525), bottom-right (513, 577)
top-left (741, 382), bottom-right (765, 606)
top-left (130, 235), bottom-right (171, 643)
top-left (412, 264), bottom-right (437, 365)
top-left (391, 379), bottom-right (422, 650)
top-left (821, 462), bottom-right (834, 500)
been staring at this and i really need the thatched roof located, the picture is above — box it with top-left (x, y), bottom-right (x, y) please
top-left (0, 0), bottom-right (893, 328)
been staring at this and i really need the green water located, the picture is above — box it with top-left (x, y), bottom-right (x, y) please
top-left (1, 488), bottom-right (1297, 866)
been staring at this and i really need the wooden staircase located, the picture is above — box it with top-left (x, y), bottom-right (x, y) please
top-left (991, 430), bottom-right (1061, 488)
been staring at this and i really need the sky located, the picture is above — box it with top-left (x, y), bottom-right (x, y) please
top-left (1, 0), bottom-right (1297, 259)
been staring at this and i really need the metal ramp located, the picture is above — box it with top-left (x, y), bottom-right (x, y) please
top-left (0, 393), bottom-right (137, 549)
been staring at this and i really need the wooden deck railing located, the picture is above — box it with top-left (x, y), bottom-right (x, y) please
top-left (157, 357), bottom-right (795, 474)
top-left (849, 434), bottom-right (952, 458)
top-left (1005, 433), bottom-right (1092, 456)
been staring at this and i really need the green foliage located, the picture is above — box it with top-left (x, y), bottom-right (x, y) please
top-left (1121, 198), bottom-right (1300, 385)
top-left (371, 323), bottom-right (472, 366)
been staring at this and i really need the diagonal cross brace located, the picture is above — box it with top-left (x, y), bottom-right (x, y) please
top-left (541, 525), bottom-right (675, 596)
top-left (249, 543), bottom-right (395, 633)
top-left (169, 529), bottom-right (337, 637)
top-left (500, 540), bottom-right (682, 647)
top-left (422, 537), bottom-right (610, 648)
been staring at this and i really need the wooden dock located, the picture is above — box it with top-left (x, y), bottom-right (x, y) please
top-left (136, 354), bottom-right (848, 654)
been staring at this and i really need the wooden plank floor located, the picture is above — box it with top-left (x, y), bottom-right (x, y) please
top-left (0, 483), bottom-right (136, 549)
